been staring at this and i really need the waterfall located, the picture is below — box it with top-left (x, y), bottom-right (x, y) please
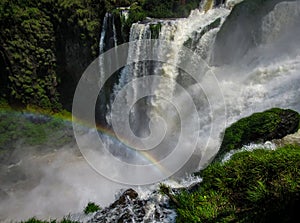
top-left (2, 0), bottom-right (300, 222)
top-left (98, 0), bottom-right (300, 172)
top-left (99, 13), bottom-right (108, 55)
top-left (101, 4), bottom-right (232, 173)
top-left (89, 2), bottom-right (300, 220)
top-left (97, 12), bottom-right (122, 125)
top-left (109, 6), bottom-right (230, 120)
top-left (89, 0), bottom-right (300, 208)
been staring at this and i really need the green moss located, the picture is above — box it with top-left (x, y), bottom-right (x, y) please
top-left (183, 37), bottom-right (193, 48)
top-left (150, 23), bottom-right (162, 39)
top-left (215, 108), bottom-right (300, 161)
top-left (175, 145), bottom-right (300, 222)
top-left (84, 202), bottom-right (101, 214)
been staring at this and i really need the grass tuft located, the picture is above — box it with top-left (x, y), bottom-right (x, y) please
top-left (84, 202), bottom-right (101, 214)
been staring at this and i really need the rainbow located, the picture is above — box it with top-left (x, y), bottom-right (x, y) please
top-left (0, 108), bottom-right (171, 176)
top-left (73, 115), bottom-right (172, 176)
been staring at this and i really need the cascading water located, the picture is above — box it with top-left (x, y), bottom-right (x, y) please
top-left (103, 1), bottom-right (231, 169)
top-left (2, 0), bottom-right (299, 222)
top-left (92, 0), bottom-right (300, 221)
top-left (97, 12), bottom-right (124, 125)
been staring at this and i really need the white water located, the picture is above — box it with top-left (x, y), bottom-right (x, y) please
top-left (103, 0), bottom-right (300, 217)
top-left (221, 141), bottom-right (277, 163)
top-left (2, 0), bottom-right (300, 222)
top-left (106, 4), bottom-right (231, 170)
top-left (105, 0), bottom-right (300, 175)
top-left (153, 7), bottom-right (229, 111)
top-left (99, 13), bottom-right (109, 87)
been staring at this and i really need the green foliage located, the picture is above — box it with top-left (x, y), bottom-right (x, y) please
top-left (105, 0), bottom-right (145, 10)
top-left (150, 23), bottom-right (162, 39)
top-left (125, 4), bottom-right (146, 30)
top-left (0, 0), bottom-right (104, 110)
top-left (0, 111), bottom-right (73, 149)
top-left (215, 108), bottom-right (300, 161)
top-left (19, 218), bottom-right (50, 223)
top-left (176, 190), bottom-right (235, 223)
top-left (0, 1), bottom-right (60, 109)
top-left (84, 202), bottom-right (101, 214)
top-left (107, 0), bottom-right (200, 41)
top-left (143, 0), bottom-right (200, 18)
top-left (0, 98), bottom-right (10, 110)
top-left (1, 0), bottom-right (200, 110)
top-left (176, 145), bottom-right (300, 222)
top-left (159, 183), bottom-right (171, 195)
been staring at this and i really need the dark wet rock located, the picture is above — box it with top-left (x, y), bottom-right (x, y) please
top-left (213, 0), bottom-right (298, 65)
top-left (88, 189), bottom-right (175, 223)
top-left (110, 189), bottom-right (138, 208)
top-left (186, 182), bottom-right (201, 193)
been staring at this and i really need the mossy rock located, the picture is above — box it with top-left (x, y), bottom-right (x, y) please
top-left (150, 23), bottom-right (162, 39)
top-left (214, 108), bottom-right (300, 161)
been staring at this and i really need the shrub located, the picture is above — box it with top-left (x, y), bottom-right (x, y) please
top-left (84, 202), bottom-right (101, 214)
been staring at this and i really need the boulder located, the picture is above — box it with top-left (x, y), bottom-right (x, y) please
top-left (110, 189), bottom-right (138, 208)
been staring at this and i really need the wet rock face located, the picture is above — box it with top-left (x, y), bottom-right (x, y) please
top-left (213, 0), bottom-right (298, 65)
top-left (89, 189), bottom-right (176, 223)
top-left (273, 129), bottom-right (300, 147)
top-left (110, 189), bottom-right (138, 208)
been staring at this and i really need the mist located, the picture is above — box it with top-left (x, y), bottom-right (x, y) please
top-left (0, 138), bottom-right (126, 222)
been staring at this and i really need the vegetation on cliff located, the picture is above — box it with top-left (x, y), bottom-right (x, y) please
top-left (175, 144), bottom-right (300, 222)
top-left (173, 107), bottom-right (300, 222)
top-left (84, 202), bottom-right (101, 214)
top-left (0, 0), bottom-right (60, 109)
top-left (0, 0), bottom-right (105, 110)
top-left (142, 0), bottom-right (201, 18)
top-left (0, 110), bottom-right (73, 155)
top-left (106, 0), bottom-right (202, 18)
top-left (0, 0), bottom-right (205, 111)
